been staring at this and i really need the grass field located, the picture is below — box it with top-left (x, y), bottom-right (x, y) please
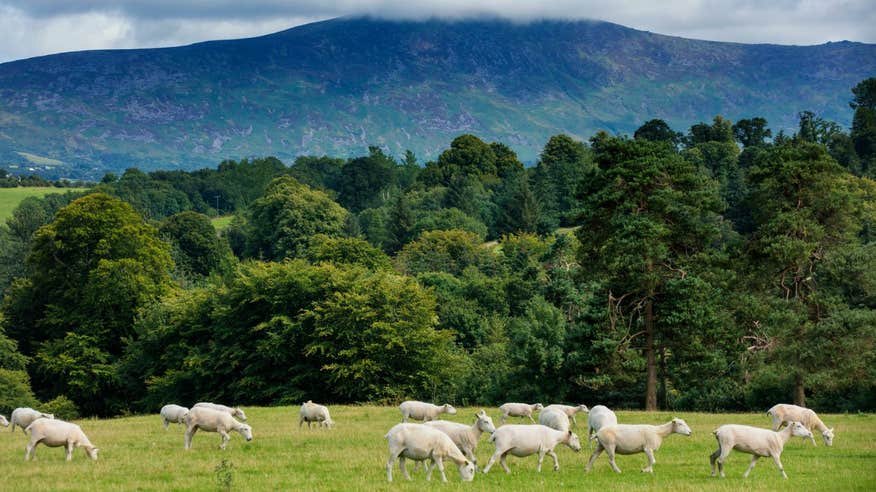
top-left (211, 215), bottom-right (234, 231)
top-left (0, 407), bottom-right (873, 491)
top-left (0, 187), bottom-right (65, 222)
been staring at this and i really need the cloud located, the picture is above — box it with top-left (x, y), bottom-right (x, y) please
top-left (1, 1), bottom-right (874, 63)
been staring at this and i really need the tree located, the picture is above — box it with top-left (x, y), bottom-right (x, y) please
top-left (419, 134), bottom-right (498, 186)
top-left (634, 119), bottom-right (682, 146)
top-left (532, 134), bottom-right (592, 227)
top-left (577, 136), bottom-right (724, 410)
top-left (686, 116), bottom-right (734, 146)
top-left (336, 147), bottom-right (397, 212)
top-left (496, 175), bottom-right (543, 235)
top-left (385, 192), bottom-right (415, 253)
top-left (733, 117), bottom-right (772, 147)
top-left (159, 211), bottom-right (234, 279)
top-left (396, 230), bottom-right (497, 277)
top-left (245, 176), bottom-right (349, 260)
top-left (851, 78), bottom-right (876, 177)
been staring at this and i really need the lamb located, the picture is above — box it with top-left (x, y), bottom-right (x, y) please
top-left (499, 402), bottom-right (543, 423)
top-left (24, 419), bottom-right (98, 461)
top-left (483, 424), bottom-right (582, 474)
top-left (184, 406), bottom-right (253, 450)
top-left (767, 404), bottom-right (834, 446)
top-left (160, 404), bottom-right (189, 429)
top-left (10, 407), bottom-right (54, 434)
top-left (586, 417), bottom-right (692, 473)
top-left (398, 401), bottom-right (457, 422)
top-left (385, 423), bottom-right (476, 482)
top-left (587, 405), bottom-right (618, 449)
top-left (423, 409), bottom-right (495, 465)
top-left (539, 408), bottom-right (572, 432)
top-left (299, 400), bottom-right (334, 429)
top-left (0, 415), bottom-right (8, 427)
top-left (193, 402), bottom-right (247, 421)
top-left (710, 422), bottom-right (814, 479)
top-left (544, 404), bottom-right (589, 426)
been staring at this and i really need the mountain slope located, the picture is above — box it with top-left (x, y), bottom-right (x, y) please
top-left (0, 17), bottom-right (874, 178)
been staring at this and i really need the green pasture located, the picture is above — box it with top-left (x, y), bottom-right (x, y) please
top-left (0, 407), bottom-right (873, 491)
top-left (0, 187), bottom-right (63, 222)
top-left (210, 215), bottom-right (234, 231)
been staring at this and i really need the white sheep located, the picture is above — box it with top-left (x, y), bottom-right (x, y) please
top-left (767, 404), bottom-right (834, 446)
top-left (499, 402), bottom-right (543, 423)
top-left (299, 400), bottom-right (334, 429)
top-left (193, 402), bottom-right (247, 421)
top-left (0, 415), bottom-right (8, 427)
top-left (586, 417), bottom-right (692, 473)
top-left (544, 404), bottom-right (589, 426)
top-left (538, 408), bottom-right (571, 432)
top-left (24, 419), bottom-right (98, 461)
top-left (587, 405), bottom-right (618, 449)
top-left (10, 407), bottom-right (54, 434)
top-left (423, 409), bottom-right (496, 465)
top-left (483, 424), bottom-right (582, 474)
top-left (710, 422), bottom-right (814, 479)
top-left (184, 406), bottom-right (253, 450)
top-left (160, 404), bottom-right (189, 429)
top-left (385, 423), bottom-right (476, 482)
top-left (399, 401), bottom-right (457, 422)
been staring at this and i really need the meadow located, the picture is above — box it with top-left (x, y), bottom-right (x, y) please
top-left (0, 187), bottom-right (65, 222)
top-left (0, 407), bottom-right (873, 491)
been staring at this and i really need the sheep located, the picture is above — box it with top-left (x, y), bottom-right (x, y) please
top-left (193, 402), bottom-right (247, 421)
top-left (423, 409), bottom-right (496, 465)
top-left (544, 404), bottom-right (589, 426)
top-left (24, 419), bottom-right (98, 461)
top-left (767, 404), bottom-right (834, 446)
top-left (586, 417), bottom-right (692, 473)
top-left (0, 415), bottom-right (8, 427)
top-left (184, 406), bottom-right (253, 450)
top-left (385, 423), bottom-right (476, 482)
top-left (499, 402), bottom-right (543, 424)
top-left (299, 400), bottom-right (334, 429)
top-left (398, 401), bottom-right (457, 422)
top-left (160, 404), bottom-right (189, 429)
top-left (483, 424), bottom-right (582, 474)
top-left (587, 405), bottom-right (618, 449)
top-left (10, 407), bottom-right (54, 434)
top-left (710, 422), bottom-right (814, 479)
top-left (539, 408), bottom-right (571, 432)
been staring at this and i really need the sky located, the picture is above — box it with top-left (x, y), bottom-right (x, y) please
top-left (1, 0), bottom-right (874, 63)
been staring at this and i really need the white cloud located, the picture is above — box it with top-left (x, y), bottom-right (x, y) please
top-left (1, 1), bottom-right (874, 63)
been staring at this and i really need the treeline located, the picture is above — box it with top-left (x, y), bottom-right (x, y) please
top-left (0, 79), bottom-right (874, 417)
top-left (0, 168), bottom-right (90, 188)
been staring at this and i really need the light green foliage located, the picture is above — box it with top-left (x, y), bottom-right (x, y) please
top-left (396, 229), bottom-right (498, 276)
top-left (40, 395), bottom-right (80, 420)
top-left (303, 234), bottom-right (393, 270)
top-left (244, 176), bottom-right (349, 260)
top-left (412, 207), bottom-right (488, 241)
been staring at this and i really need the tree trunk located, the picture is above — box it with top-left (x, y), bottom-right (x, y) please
top-left (645, 299), bottom-right (658, 411)
top-left (658, 345), bottom-right (667, 409)
top-left (794, 373), bottom-right (806, 407)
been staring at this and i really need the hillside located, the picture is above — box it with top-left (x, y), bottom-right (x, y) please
top-left (0, 16), bottom-right (874, 179)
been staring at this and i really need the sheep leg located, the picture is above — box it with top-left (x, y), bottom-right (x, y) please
top-left (536, 448), bottom-right (546, 472)
top-left (425, 459), bottom-right (434, 481)
top-left (709, 446), bottom-right (721, 477)
top-left (588, 428), bottom-right (594, 449)
top-left (483, 450), bottom-right (501, 474)
top-left (501, 414), bottom-right (507, 424)
top-left (585, 442), bottom-right (604, 472)
top-left (547, 449), bottom-right (560, 471)
top-left (571, 415), bottom-right (577, 427)
top-left (606, 444), bottom-right (621, 473)
top-left (399, 457), bottom-right (412, 481)
top-left (219, 430), bottom-right (230, 450)
top-left (434, 457), bottom-right (448, 482)
top-left (641, 448), bottom-right (655, 473)
top-left (770, 453), bottom-right (787, 479)
top-left (716, 446), bottom-right (731, 478)
top-left (25, 441), bottom-right (36, 461)
top-left (184, 426), bottom-right (198, 450)
top-left (466, 448), bottom-right (477, 465)
top-left (743, 454), bottom-right (759, 478)
top-left (65, 441), bottom-right (74, 461)
top-left (163, 418), bottom-right (169, 430)
top-left (500, 454), bottom-right (511, 473)
top-left (386, 448), bottom-right (401, 482)
top-left (527, 415), bottom-right (535, 423)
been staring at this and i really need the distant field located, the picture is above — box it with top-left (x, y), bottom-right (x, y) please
top-left (0, 407), bottom-right (872, 491)
top-left (211, 215), bottom-right (234, 231)
top-left (0, 187), bottom-right (65, 222)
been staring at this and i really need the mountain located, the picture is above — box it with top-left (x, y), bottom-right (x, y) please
top-left (0, 16), bottom-right (874, 179)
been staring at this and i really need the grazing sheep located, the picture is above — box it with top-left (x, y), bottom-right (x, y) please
top-left (10, 408), bottom-right (54, 434)
top-left (0, 415), bottom-right (8, 427)
top-left (385, 423), bottom-right (476, 482)
top-left (586, 418), bottom-right (692, 473)
top-left (499, 403), bottom-right (543, 424)
top-left (193, 402), bottom-right (247, 421)
top-left (299, 400), bottom-right (334, 429)
top-left (767, 404), bottom-right (834, 446)
top-left (24, 419), bottom-right (98, 461)
top-left (539, 408), bottom-right (572, 432)
top-left (423, 409), bottom-right (496, 465)
top-left (483, 425), bottom-right (582, 474)
top-left (399, 401), bottom-right (457, 422)
top-left (160, 404), bottom-right (189, 429)
top-left (587, 405), bottom-right (619, 449)
top-left (544, 404), bottom-right (589, 426)
top-left (710, 422), bottom-right (813, 479)
top-left (184, 406), bottom-right (253, 450)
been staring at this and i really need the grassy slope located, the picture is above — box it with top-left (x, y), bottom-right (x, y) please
top-left (210, 215), bottom-right (234, 231)
top-left (0, 407), bottom-right (873, 491)
top-left (0, 187), bottom-right (63, 222)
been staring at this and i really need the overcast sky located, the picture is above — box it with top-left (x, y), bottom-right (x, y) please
top-left (1, 0), bottom-right (874, 63)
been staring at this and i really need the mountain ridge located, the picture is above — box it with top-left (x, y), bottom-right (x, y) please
top-left (1, 16), bottom-right (874, 179)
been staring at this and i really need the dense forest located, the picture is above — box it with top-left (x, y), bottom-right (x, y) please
top-left (1, 79), bottom-right (874, 418)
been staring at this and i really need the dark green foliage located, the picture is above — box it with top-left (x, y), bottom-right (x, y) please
top-left (532, 134), bottom-right (592, 227)
top-left (505, 296), bottom-right (568, 402)
top-left (733, 117), bottom-right (772, 147)
top-left (160, 211), bottom-right (234, 279)
top-left (851, 78), bottom-right (876, 177)
top-left (288, 155), bottom-right (346, 192)
top-left (336, 147), bottom-right (397, 212)
top-left (634, 119), bottom-right (682, 146)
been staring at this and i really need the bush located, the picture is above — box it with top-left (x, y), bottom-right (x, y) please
top-left (0, 368), bottom-right (39, 414)
top-left (41, 395), bottom-right (80, 420)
